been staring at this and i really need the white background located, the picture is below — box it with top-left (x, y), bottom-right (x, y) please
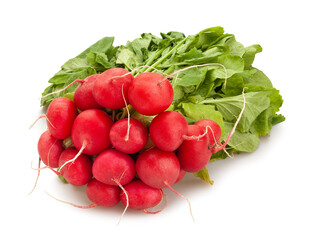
top-left (1, 0), bottom-right (311, 239)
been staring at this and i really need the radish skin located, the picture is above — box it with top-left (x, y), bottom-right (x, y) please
top-left (92, 149), bottom-right (136, 186)
top-left (128, 72), bottom-right (174, 116)
top-left (37, 130), bottom-right (63, 168)
top-left (73, 74), bottom-right (102, 111)
top-left (58, 148), bottom-right (93, 186)
top-left (93, 68), bottom-right (133, 109)
top-left (109, 118), bottom-right (148, 154)
top-left (177, 125), bottom-right (211, 173)
top-left (71, 109), bottom-right (114, 155)
top-left (120, 180), bottom-right (163, 210)
top-left (149, 111), bottom-right (188, 152)
top-left (46, 97), bottom-right (78, 139)
top-left (136, 148), bottom-right (180, 189)
top-left (86, 179), bottom-right (121, 207)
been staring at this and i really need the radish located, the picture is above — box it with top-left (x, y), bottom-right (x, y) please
top-left (136, 147), bottom-right (194, 220)
top-left (120, 180), bottom-right (163, 211)
top-left (73, 74), bottom-right (102, 111)
top-left (92, 149), bottom-right (136, 186)
top-left (31, 97), bottom-right (78, 139)
top-left (29, 130), bottom-right (63, 194)
top-left (93, 68), bottom-right (133, 109)
top-left (135, 148), bottom-right (180, 189)
top-left (194, 119), bottom-right (222, 146)
top-left (92, 148), bottom-right (136, 223)
top-left (37, 130), bottom-right (63, 168)
top-left (177, 125), bottom-right (212, 173)
top-left (58, 147), bottom-right (93, 186)
top-left (149, 111), bottom-right (188, 152)
top-left (86, 179), bottom-right (121, 207)
top-left (128, 72), bottom-right (174, 116)
top-left (71, 109), bottom-right (114, 155)
top-left (109, 118), bottom-right (148, 154)
top-left (45, 97), bottom-right (78, 139)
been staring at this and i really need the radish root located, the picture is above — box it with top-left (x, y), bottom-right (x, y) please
top-left (29, 114), bottom-right (56, 129)
top-left (41, 79), bottom-right (85, 99)
top-left (143, 194), bottom-right (168, 214)
top-left (112, 178), bottom-right (129, 225)
top-left (211, 88), bottom-right (246, 154)
top-left (44, 191), bottom-right (97, 209)
top-left (164, 181), bottom-right (195, 222)
top-left (28, 158), bottom-right (42, 195)
top-left (59, 141), bottom-right (87, 171)
top-left (182, 125), bottom-right (209, 141)
top-left (121, 84), bottom-right (131, 141)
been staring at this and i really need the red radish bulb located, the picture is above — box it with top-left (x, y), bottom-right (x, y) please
top-left (109, 118), bottom-right (148, 154)
top-left (86, 179), bottom-right (121, 207)
top-left (194, 119), bottom-right (222, 146)
top-left (128, 72), bottom-right (174, 116)
top-left (120, 180), bottom-right (163, 210)
top-left (177, 125), bottom-right (211, 172)
top-left (93, 68), bottom-right (133, 109)
top-left (73, 74), bottom-right (102, 111)
top-left (71, 109), bottom-right (113, 155)
top-left (58, 148), bottom-right (93, 186)
top-left (46, 97), bottom-right (78, 139)
top-left (92, 149), bottom-right (136, 186)
top-left (149, 111), bottom-right (188, 152)
top-left (37, 130), bottom-right (63, 168)
top-left (136, 148), bottom-right (180, 189)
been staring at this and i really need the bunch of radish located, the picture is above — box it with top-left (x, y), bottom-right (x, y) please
top-left (31, 67), bottom-right (237, 220)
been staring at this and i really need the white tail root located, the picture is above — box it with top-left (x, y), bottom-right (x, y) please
top-left (164, 181), bottom-right (195, 222)
top-left (44, 191), bottom-right (97, 209)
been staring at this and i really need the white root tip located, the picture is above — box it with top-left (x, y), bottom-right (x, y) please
top-left (164, 181), bottom-right (195, 222)
top-left (41, 79), bottom-right (84, 100)
top-left (28, 158), bottom-right (42, 195)
top-left (44, 191), bottom-right (96, 209)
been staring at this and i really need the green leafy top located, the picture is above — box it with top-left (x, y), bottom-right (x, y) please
top-left (41, 27), bottom-right (285, 178)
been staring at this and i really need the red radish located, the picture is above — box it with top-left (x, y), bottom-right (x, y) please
top-left (120, 180), bottom-right (163, 211)
top-left (86, 179), bottom-right (121, 207)
top-left (149, 111), bottom-right (188, 152)
top-left (58, 147), bottom-right (93, 186)
top-left (73, 74), bottom-right (102, 111)
top-left (109, 118), bottom-right (148, 154)
top-left (136, 148), bottom-right (194, 220)
top-left (44, 97), bottom-right (78, 139)
top-left (92, 149), bottom-right (136, 186)
top-left (128, 72), bottom-right (174, 116)
top-left (136, 148), bottom-right (180, 189)
top-left (71, 109), bottom-right (113, 155)
top-left (177, 125), bottom-right (212, 173)
top-left (175, 168), bottom-right (186, 184)
top-left (37, 130), bottom-right (63, 168)
top-left (93, 68), bottom-right (133, 109)
top-left (194, 119), bottom-right (222, 146)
